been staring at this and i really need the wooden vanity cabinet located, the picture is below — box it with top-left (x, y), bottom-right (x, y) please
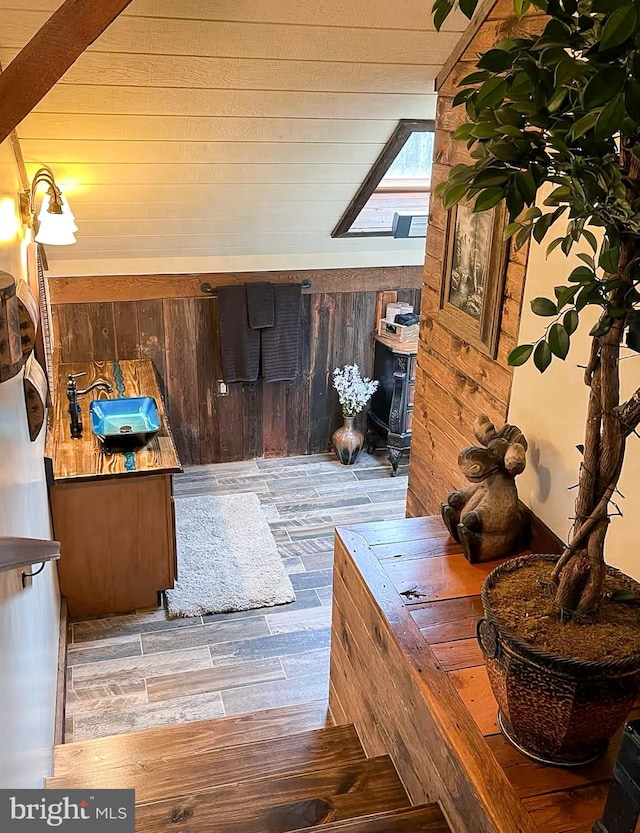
top-left (48, 360), bottom-right (181, 617)
top-left (50, 473), bottom-right (177, 617)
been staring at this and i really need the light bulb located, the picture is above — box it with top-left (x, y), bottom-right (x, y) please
top-left (37, 193), bottom-right (78, 233)
top-left (35, 212), bottom-right (77, 246)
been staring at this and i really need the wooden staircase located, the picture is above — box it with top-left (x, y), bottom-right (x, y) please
top-left (48, 703), bottom-right (450, 833)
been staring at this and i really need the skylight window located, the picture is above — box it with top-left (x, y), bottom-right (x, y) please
top-left (332, 120), bottom-right (434, 239)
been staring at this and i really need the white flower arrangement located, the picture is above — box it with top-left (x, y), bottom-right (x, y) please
top-left (332, 364), bottom-right (379, 417)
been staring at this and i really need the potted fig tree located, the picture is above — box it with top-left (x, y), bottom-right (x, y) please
top-left (431, 0), bottom-right (640, 764)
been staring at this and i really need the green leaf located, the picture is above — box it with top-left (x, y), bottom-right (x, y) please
top-left (581, 229), bottom-right (598, 252)
top-left (473, 169), bottom-right (510, 187)
top-left (547, 87), bottom-right (567, 113)
top-left (583, 66), bottom-right (626, 109)
top-left (459, 70), bottom-right (491, 87)
top-left (476, 76), bottom-right (507, 109)
top-left (503, 221), bottom-right (522, 240)
top-left (515, 223), bottom-right (533, 250)
top-left (531, 296), bottom-right (558, 316)
top-left (554, 284), bottom-right (580, 309)
top-left (477, 48), bottom-right (513, 72)
top-left (491, 141), bottom-right (521, 163)
top-left (599, 242), bottom-right (620, 274)
top-left (595, 94), bottom-right (625, 139)
top-left (473, 187), bottom-right (504, 212)
top-left (590, 315), bottom-right (614, 336)
top-left (577, 253), bottom-right (595, 268)
top-left (532, 212), bottom-right (556, 243)
top-left (450, 163), bottom-right (474, 182)
top-left (508, 344), bottom-right (534, 366)
top-left (466, 97), bottom-right (478, 121)
top-left (510, 71), bottom-right (533, 99)
top-left (516, 170), bottom-right (537, 205)
top-left (470, 121), bottom-right (500, 139)
top-left (561, 235), bottom-right (574, 256)
top-left (505, 183), bottom-right (524, 222)
top-left (533, 340), bottom-right (552, 372)
top-left (568, 265), bottom-right (595, 283)
top-left (495, 107), bottom-right (523, 127)
top-left (546, 237), bottom-right (564, 256)
top-left (522, 206), bottom-right (542, 221)
top-left (555, 60), bottom-right (588, 88)
top-left (569, 111), bottom-right (599, 140)
top-left (625, 80), bottom-right (640, 122)
top-left (452, 123), bottom-right (474, 141)
top-left (442, 183), bottom-right (470, 210)
top-left (433, 180), bottom-right (448, 200)
top-left (459, 0), bottom-right (478, 19)
top-left (600, 4), bottom-right (638, 51)
top-left (452, 88), bottom-right (473, 107)
top-left (497, 124), bottom-right (525, 138)
top-left (543, 185), bottom-right (571, 206)
top-left (564, 309), bottom-right (579, 335)
top-left (513, 0), bottom-right (531, 16)
top-left (540, 46), bottom-right (571, 68)
top-left (433, 0), bottom-right (454, 31)
top-left (576, 284), bottom-right (602, 311)
top-left (548, 322), bottom-right (570, 359)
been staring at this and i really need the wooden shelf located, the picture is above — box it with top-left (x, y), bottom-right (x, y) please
top-left (373, 332), bottom-right (418, 355)
top-left (0, 537), bottom-right (60, 574)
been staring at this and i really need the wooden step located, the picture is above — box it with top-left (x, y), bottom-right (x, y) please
top-left (53, 701), bottom-right (329, 778)
top-left (135, 756), bottom-right (411, 833)
top-left (47, 724), bottom-right (365, 803)
top-left (288, 805), bottom-right (450, 833)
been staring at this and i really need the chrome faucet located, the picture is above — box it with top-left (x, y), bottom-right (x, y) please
top-left (67, 372), bottom-right (113, 439)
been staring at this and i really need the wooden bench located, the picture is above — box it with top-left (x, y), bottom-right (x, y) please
top-left (329, 515), bottom-right (638, 833)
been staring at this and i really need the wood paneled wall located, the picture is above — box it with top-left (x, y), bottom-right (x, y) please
top-left (406, 0), bottom-right (544, 517)
top-left (52, 281), bottom-right (420, 466)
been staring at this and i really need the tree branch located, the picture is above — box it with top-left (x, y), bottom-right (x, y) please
top-left (616, 385), bottom-right (640, 438)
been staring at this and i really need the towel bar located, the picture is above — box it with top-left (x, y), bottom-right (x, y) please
top-left (200, 280), bottom-right (311, 296)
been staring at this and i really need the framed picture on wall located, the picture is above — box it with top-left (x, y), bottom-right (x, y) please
top-left (438, 201), bottom-right (508, 358)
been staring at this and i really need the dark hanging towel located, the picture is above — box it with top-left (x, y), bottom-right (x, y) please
top-left (261, 283), bottom-right (302, 383)
top-left (217, 284), bottom-right (260, 383)
top-left (246, 282), bottom-right (275, 329)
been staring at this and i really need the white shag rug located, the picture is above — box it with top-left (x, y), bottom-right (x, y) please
top-left (166, 492), bottom-right (296, 617)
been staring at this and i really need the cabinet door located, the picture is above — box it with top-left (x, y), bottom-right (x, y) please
top-left (52, 474), bottom-right (176, 616)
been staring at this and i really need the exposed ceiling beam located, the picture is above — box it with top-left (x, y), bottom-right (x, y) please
top-left (0, 59), bottom-right (28, 191)
top-left (0, 0), bottom-right (134, 146)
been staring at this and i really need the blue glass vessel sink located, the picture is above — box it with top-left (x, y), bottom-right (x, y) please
top-left (90, 396), bottom-right (160, 450)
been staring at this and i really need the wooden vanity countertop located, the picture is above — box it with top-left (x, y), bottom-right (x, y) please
top-left (48, 359), bottom-right (182, 483)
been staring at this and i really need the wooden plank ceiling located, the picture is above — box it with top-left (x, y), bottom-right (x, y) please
top-left (0, 0), bottom-right (467, 276)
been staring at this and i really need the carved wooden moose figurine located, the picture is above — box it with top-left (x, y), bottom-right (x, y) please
top-left (441, 414), bottom-right (531, 563)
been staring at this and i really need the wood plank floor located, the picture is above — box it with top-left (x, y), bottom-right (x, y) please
top-left (64, 451), bottom-right (408, 742)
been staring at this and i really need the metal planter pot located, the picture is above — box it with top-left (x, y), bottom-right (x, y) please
top-left (478, 554), bottom-right (640, 766)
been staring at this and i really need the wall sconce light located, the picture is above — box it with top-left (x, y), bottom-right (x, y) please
top-left (20, 166), bottom-right (77, 246)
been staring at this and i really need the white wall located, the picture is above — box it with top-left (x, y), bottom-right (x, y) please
top-left (0, 139), bottom-right (60, 787)
top-left (508, 220), bottom-right (640, 581)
